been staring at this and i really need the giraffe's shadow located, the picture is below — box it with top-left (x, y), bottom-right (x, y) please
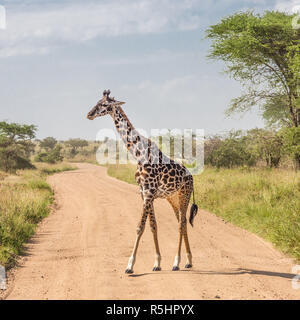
top-left (129, 268), bottom-right (296, 280)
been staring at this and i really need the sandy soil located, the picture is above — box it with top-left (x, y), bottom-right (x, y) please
top-left (4, 163), bottom-right (300, 300)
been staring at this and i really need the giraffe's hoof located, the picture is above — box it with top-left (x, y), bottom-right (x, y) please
top-left (172, 266), bottom-right (180, 271)
top-left (125, 268), bottom-right (133, 274)
top-left (152, 266), bottom-right (161, 271)
top-left (185, 264), bottom-right (192, 269)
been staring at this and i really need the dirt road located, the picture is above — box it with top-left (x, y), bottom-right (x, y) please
top-left (5, 163), bottom-right (300, 299)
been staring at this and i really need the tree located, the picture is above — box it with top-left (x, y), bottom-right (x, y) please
top-left (204, 135), bottom-right (223, 166)
top-left (65, 138), bottom-right (89, 158)
top-left (0, 121), bottom-right (36, 172)
top-left (40, 137), bottom-right (57, 151)
top-left (207, 11), bottom-right (300, 127)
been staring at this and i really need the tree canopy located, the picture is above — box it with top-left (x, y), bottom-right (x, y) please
top-left (206, 11), bottom-right (300, 127)
top-left (0, 121), bottom-right (36, 172)
top-left (40, 137), bottom-right (57, 151)
top-left (66, 138), bottom-right (89, 157)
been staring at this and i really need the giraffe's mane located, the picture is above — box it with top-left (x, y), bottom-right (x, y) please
top-left (118, 106), bottom-right (135, 130)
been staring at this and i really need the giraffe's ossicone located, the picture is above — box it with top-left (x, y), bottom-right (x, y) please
top-left (87, 90), bottom-right (198, 273)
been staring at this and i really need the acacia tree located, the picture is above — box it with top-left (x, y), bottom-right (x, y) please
top-left (207, 11), bottom-right (300, 127)
top-left (0, 121), bottom-right (36, 172)
top-left (65, 138), bottom-right (89, 157)
top-left (40, 137), bottom-right (57, 151)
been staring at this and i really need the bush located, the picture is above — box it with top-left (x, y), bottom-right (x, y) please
top-left (34, 145), bottom-right (64, 164)
top-left (205, 131), bottom-right (257, 168)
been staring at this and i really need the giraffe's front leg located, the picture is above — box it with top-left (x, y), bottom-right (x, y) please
top-left (125, 198), bottom-right (151, 274)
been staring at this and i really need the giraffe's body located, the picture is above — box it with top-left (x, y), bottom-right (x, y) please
top-left (87, 90), bottom-right (198, 273)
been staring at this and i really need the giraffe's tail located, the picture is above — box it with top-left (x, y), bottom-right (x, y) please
top-left (189, 187), bottom-right (198, 227)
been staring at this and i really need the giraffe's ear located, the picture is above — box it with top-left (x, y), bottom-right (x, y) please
top-left (112, 101), bottom-right (125, 106)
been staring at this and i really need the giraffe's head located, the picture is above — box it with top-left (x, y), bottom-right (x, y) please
top-left (87, 90), bottom-right (125, 120)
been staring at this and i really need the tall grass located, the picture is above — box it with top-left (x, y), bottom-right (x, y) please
top-left (106, 164), bottom-right (300, 261)
top-left (194, 168), bottom-right (300, 261)
top-left (0, 163), bottom-right (76, 268)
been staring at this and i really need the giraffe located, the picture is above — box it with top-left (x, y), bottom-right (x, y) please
top-left (87, 90), bottom-right (198, 274)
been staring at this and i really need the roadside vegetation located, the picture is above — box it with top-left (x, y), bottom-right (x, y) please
top-left (194, 168), bottom-right (300, 261)
top-left (0, 163), bottom-right (76, 268)
top-left (0, 121), bottom-right (77, 268)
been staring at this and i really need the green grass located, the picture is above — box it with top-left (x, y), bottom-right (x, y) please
top-left (194, 167), bottom-right (300, 261)
top-left (106, 164), bottom-right (300, 262)
top-left (39, 164), bottom-right (76, 175)
top-left (0, 163), bottom-right (77, 268)
top-left (107, 164), bottom-right (137, 185)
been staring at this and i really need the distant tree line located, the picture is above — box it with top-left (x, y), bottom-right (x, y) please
top-left (0, 121), bottom-right (299, 172)
top-left (0, 121), bottom-right (95, 172)
top-left (205, 128), bottom-right (300, 169)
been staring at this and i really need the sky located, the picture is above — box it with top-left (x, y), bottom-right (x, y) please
top-left (0, 0), bottom-right (299, 140)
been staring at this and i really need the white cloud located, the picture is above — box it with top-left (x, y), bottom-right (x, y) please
top-left (275, 0), bottom-right (300, 13)
top-left (0, 0), bottom-right (204, 58)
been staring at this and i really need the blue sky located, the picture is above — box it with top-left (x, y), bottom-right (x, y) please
top-left (0, 0), bottom-right (298, 140)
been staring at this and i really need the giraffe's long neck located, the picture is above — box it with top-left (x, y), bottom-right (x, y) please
top-left (111, 106), bottom-right (145, 159)
top-left (111, 106), bottom-right (169, 165)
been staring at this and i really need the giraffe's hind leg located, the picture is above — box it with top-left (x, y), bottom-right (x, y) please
top-left (180, 178), bottom-right (194, 269)
top-left (167, 194), bottom-right (180, 222)
top-left (171, 179), bottom-right (193, 271)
